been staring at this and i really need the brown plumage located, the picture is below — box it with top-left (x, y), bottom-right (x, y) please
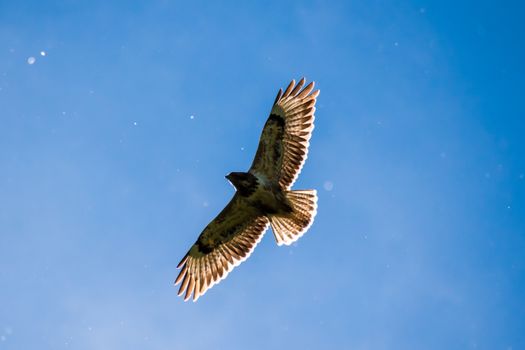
top-left (175, 78), bottom-right (319, 301)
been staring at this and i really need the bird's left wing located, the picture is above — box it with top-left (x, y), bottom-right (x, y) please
top-left (175, 194), bottom-right (269, 302)
top-left (249, 78), bottom-right (319, 189)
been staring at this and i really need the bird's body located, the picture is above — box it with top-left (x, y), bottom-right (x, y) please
top-left (227, 172), bottom-right (292, 215)
top-left (175, 78), bottom-right (319, 301)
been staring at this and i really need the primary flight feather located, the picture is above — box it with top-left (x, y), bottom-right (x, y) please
top-left (175, 78), bottom-right (319, 301)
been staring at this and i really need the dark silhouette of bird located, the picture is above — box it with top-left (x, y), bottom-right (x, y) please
top-left (175, 78), bottom-right (319, 301)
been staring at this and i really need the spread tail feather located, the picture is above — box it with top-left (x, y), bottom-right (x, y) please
top-left (269, 190), bottom-right (318, 246)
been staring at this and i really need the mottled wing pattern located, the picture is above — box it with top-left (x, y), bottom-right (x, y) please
top-left (250, 78), bottom-right (319, 189)
top-left (175, 194), bottom-right (269, 302)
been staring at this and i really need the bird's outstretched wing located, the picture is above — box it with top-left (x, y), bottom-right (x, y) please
top-left (249, 78), bottom-right (319, 189)
top-left (175, 194), bottom-right (269, 302)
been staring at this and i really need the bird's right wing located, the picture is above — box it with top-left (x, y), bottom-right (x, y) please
top-left (175, 194), bottom-right (269, 302)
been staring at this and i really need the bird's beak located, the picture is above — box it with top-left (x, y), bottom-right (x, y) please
top-left (225, 174), bottom-right (236, 189)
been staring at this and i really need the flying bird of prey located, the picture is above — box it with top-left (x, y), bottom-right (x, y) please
top-left (175, 78), bottom-right (319, 301)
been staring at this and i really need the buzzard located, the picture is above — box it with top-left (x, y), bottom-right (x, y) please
top-left (175, 78), bottom-right (319, 301)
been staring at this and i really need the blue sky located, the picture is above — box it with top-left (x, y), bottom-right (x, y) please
top-left (1, 1), bottom-right (524, 349)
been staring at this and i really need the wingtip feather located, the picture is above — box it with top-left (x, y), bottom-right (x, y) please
top-left (174, 264), bottom-right (187, 285)
top-left (274, 88), bottom-right (283, 105)
top-left (290, 77), bottom-right (306, 96)
top-left (297, 81), bottom-right (315, 99)
top-left (282, 79), bottom-right (295, 98)
top-left (177, 253), bottom-right (189, 269)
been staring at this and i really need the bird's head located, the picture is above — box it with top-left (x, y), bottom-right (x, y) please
top-left (225, 172), bottom-right (258, 195)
